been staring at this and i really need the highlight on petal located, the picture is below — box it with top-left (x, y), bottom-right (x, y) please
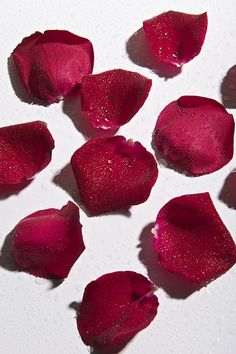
top-left (12, 201), bottom-right (85, 279)
top-left (71, 136), bottom-right (158, 215)
top-left (77, 271), bottom-right (158, 352)
top-left (13, 30), bottom-right (94, 104)
top-left (143, 11), bottom-right (208, 67)
top-left (153, 193), bottom-right (236, 284)
top-left (81, 69), bottom-right (152, 130)
top-left (154, 96), bottom-right (234, 176)
top-left (0, 121), bottom-right (54, 185)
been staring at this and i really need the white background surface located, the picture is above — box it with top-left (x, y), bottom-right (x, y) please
top-left (0, 1), bottom-right (236, 353)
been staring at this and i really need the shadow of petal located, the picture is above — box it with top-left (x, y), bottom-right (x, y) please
top-left (219, 169), bottom-right (236, 209)
top-left (0, 229), bottom-right (18, 272)
top-left (126, 28), bottom-right (181, 79)
top-left (7, 55), bottom-right (33, 104)
top-left (221, 65), bottom-right (236, 108)
top-left (0, 180), bottom-right (32, 200)
top-left (138, 223), bottom-right (201, 299)
top-left (53, 163), bottom-right (81, 205)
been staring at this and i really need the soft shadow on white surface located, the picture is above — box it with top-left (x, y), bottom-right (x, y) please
top-left (221, 65), bottom-right (236, 108)
top-left (218, 169), bottom-right (236, 209)
top-left (7, 55), bottom-right (33, 105)
top-left (0, 180), bottom-right (32, 200)
top-left (0, 229), bottom-right (17, 271)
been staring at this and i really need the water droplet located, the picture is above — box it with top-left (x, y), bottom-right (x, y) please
top-left (107, 159), bottom-right (113, 165)
top-left (108, 167), bottom-right (113, 172)
top-left (104, 118), bottom-right (110, 122)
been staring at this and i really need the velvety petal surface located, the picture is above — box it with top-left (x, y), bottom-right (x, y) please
top-left (154, 96), bottom-right (234, 176)
top-left (12, 201), bottom-right (85, 279)
top-left (153, 193), bottom-right (236, 283)
top-left (81, 69), bottom-right (152, 130)
top-left (71, 136), bottom-right (158, 215)
top-left (13, 30), bottom-right (94, 104)
top-left (0, 121), bottom-right (54, 184)
top-left (77, 271), bottom-right (158, 352)
top-left (143, 11), bottom-right (207, 67)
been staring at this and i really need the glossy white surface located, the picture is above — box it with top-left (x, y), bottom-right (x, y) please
top-left (0, 1), bottom-right (235, 353)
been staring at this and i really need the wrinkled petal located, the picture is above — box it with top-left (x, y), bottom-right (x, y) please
top-left (154, 96), bottom-right (234, 176)
top-left (153, 193), bottom-right (236, 283)
top-left (0, 121), bottom-right (54, 185)
top-left (81, 69), bottom-right (152, 130)
top-left (71, 136), bottom-right (158, 215)
top-left (13, 30), bottom-right (94, 104)
top-left (12, 201), bottom-right (85, 279)
top-left (143, 11), bottom-right (207, 67)
top-left (77, 271), bottom-right (158, 352)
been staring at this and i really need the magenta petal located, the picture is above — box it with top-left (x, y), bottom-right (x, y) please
top-left (154, 96), bottom-right (234, 176)
top-left (81, 69), bottom-right (152, 130)
top-left (153, 193), bottom-right (236, 283)
top-left (12, 201), bottom-right (85, 279)
top-left (71, 136), bottom-right (158, 215)
top-left (0, 121), bottom-right (54, 185)
top-left (77, 271), bottom-right (158, 352)
top-left (143, 11), bottom-right (207, 67)
top-left (13, 30), bottom-right (94, 104)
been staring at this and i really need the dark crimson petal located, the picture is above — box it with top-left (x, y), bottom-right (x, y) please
top-left (13, 30), bottom-right (94, 104)
top-left (154, 96), bottom-right (234, 176)
top-left (71, 136), bottom-right (158, 215)
top-left (0, 121), bottom-right (54, 185)
top-left (143, 11), bottom-right (207, 67)
top-left (153, 193), bottom-right (236, 283)
top-left (12, 201), bottom-right (85, 279)
top-left (77, 271), bottom-right (158, 352)
top-left (81, 69), bottom-right (152, 130)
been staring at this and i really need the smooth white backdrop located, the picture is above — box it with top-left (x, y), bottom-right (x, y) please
top-left (0, 1), bottom-right (235, 353)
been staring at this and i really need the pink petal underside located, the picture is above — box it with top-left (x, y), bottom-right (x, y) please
top-left (71, 136), bottom-right (158, 215)
top-left (0, 121), bottom-right (54, 185)
top-left (13, 30), bottom-right (94, 104)
top-left (153, 193), bottom-right (236, 283)
top-left (81, 69), bottom-right (152, 130)
top-left (12, 201), bottom-right (85, 279)
top-left (143, 11), bottom-right (208, 67)
top-left (77, 271), bottom-right (158, 352)
top-left (154, 96), bottom-right (234, 176)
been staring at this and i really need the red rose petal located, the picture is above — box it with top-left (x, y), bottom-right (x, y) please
top-left (0, 121), bottom-right (54, 185)
top-left (81, 69), bottom-right (152, 130)
top-left (71, 136), bottom-right (158, 215)
top-left (12, 201), bottom-right (85, 279)
top-left (13, 30), bottom-right (94, 104)
top-left (77, 271), bottom-right (158, 352)
top-left (143, 11), bottom-right (208, 67)
top-left (154, 96), bottom-right (234, 176)
top-left (153, 193), bottom-right (236, 283)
